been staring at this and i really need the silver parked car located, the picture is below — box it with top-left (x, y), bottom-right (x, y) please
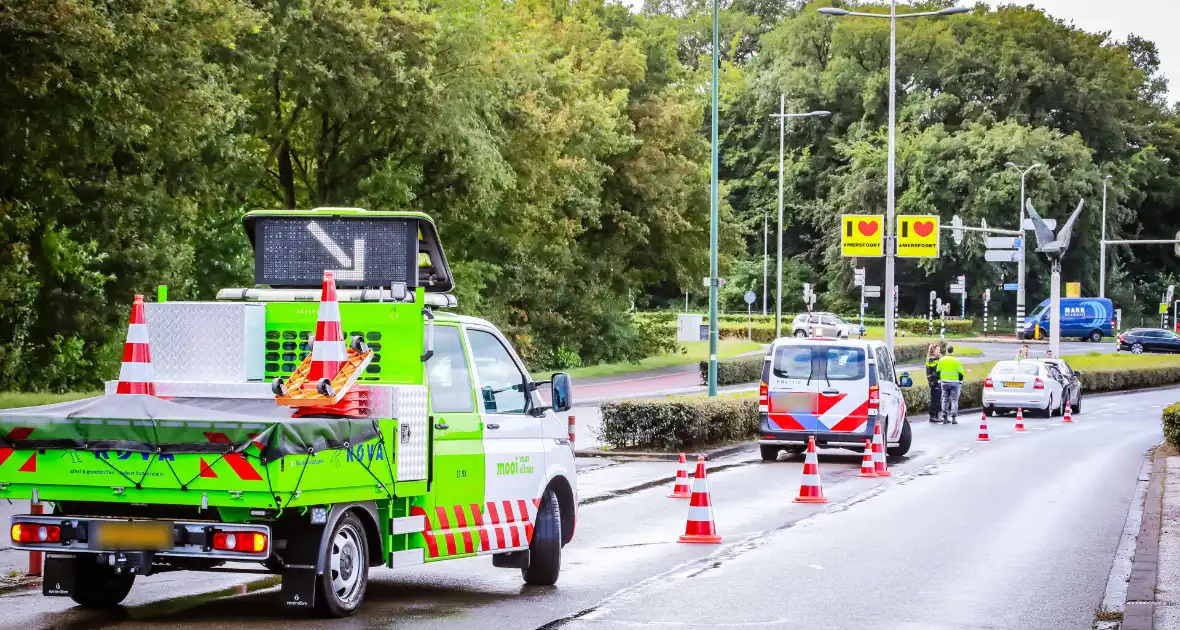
top-left (790, 312), bottom-right (858, 339)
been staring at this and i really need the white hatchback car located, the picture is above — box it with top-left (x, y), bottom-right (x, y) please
top-left (982, 360), bottom-right (1065, 417)
top-left (758, 336), bottom-right (913, 461)
top-left (790, 313), bottom-right (859, 339)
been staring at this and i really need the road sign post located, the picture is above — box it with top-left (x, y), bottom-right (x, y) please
top-left (928, 290), bottom-right (936, 335)
top-left (744, 291), bottom-right (757, 340)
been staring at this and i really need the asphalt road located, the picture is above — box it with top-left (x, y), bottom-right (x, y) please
top-left (3, 385), bottom-right (1165, 630)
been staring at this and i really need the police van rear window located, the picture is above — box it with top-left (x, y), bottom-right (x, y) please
top-left (772, 345), bottom-right (865, 381)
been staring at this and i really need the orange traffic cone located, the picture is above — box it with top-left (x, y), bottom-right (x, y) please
top-left (668, 453), bottom-right (692, 498)
top-left (872, 422), bottom-right (892, 477)
top-left (305, 271), bottom-right (347, 394)
top-left (794, 436), bottom-right (828, 503)
top-left (1063, 402), bottom-right (1074, 423)
top-left (977, 412), bottom-right (990, 442)
top-left (678, 456), bottom-right (722, 544)
top-left (858, 439), bottom-right (876, 478)
top-left (1014, 407), bottom-right (1026, 432)
top-left (116, 295), bottom-right (156, 396)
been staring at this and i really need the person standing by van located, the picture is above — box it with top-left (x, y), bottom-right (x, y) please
top-left (937, 345), bottom-right (965, 424)
top-left (926, 343), bottom-right (942, 423)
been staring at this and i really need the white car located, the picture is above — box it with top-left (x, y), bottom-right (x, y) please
top-left (790, 312), bottom-right (859, 339)
top-left (982, 360), bottom-right (1065, 417)
top-left (758, 336), bottom-right (913, 461)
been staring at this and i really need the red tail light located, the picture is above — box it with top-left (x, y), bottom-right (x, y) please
top-left (1033, 378), bottom-right (1045, 390)
top-left (868, 384), bottom-right (880, 414)
top-left (984, 377), bottom-right (993, 388)
top-left (212, 530), bottom-right (268, 553)
top-left (759, 381), bottom-right (769, 410)
top-left (11, 523), bottom-right (60, 544)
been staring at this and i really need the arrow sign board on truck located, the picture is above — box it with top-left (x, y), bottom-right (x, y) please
top-left (985, 250), bottom-right (1022, 263)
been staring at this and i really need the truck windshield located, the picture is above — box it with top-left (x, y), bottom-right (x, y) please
top-left (1027, 304), bottom-right (1049, 321)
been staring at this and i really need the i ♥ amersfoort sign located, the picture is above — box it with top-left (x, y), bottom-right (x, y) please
top-left (840, 215), bottom-right (884, 258)
top-left (896, 215), bottom-right (940, 258)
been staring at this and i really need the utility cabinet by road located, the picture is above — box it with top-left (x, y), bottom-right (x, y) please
top-left (1, 208), bottom-right (577, 617)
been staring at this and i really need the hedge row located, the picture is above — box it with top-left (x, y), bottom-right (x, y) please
top-left (698, 341), bottom-right (948, 387)
top-left (598, 398), bottom-right (759, 451)
top-left (603, 366), bottom-right (1180, 451)
top-left (1165, 402), bottom-right (1180, 448)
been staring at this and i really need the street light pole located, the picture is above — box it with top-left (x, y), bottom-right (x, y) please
top-left (763, 212), bottom-right (768, 315)
top-left (707, 0), bottom-right (719, 396)
top-left (1100, 175), bottom-right (1112, 298)
top-left (770, 104), bottom-right (831, 338)
top-left (818, 3), bottom-right (968, 352)
top-left (1005, 161), bottom-right (1042, 337)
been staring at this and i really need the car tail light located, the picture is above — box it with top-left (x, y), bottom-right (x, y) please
top-left (868, 384), bottom-right (880, 414)
top-left (1033, 378), bottom-right (1045, 390)
top-left (11, 522), bottom-right (60, 544)
top-left (984, 377), bottom-right (993, 388)
top-left (759, 381), bottom-right (769, 411)
top-left (212, 530), bottom-right (268, 553)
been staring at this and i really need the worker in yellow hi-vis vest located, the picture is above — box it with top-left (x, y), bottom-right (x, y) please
top-left (936, 346), bottom-right (965, 424)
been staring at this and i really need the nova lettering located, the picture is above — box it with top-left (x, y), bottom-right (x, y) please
top-left (345, 442), bottom-right (385, 463)
top-left (94, 451), bottom-right (174, 461)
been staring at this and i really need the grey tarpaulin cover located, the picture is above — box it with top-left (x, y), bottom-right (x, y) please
top-left (0, 394), bottom-right (379, 459)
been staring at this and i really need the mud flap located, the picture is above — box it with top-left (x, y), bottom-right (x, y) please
top-left (42, 553), bottom-right (76, 597)
top-left (491, 550), bottom-right (529, 569)
top-left (281, 566), bottom-right (316, 609)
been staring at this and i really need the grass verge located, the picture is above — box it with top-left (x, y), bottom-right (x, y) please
top-left (535, 340), bottom-right (762, 380)
top-left (0, 391), bottom-right (99, 410)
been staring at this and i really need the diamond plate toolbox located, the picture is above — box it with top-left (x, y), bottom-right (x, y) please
top-left (392, 385), bottom-right (429, 481)
top-left (144, 303), bottom-right (267, 382)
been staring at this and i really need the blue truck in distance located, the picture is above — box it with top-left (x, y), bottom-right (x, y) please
top-left (1023, 297), bottom-right (1115, 342)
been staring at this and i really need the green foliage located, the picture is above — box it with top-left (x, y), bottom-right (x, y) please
top-left (599, 397), bottom-right (758, 451)
top-left (1164, 403), bottom-right (1180, 448)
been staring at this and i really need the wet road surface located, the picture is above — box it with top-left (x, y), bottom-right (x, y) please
top-left (1, 386), bottom-right (1163, 629)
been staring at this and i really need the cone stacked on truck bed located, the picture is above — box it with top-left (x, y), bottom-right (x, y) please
top-left (116, 295), bottom-right (156, 396)
top-left (794, 436), bottom-right (828, 503)
top-left (678, 456), bottom-right (722, 544)
top-left (668, 453), bottom-right (692, 499)
top-left (306, 271), bottom-right (347, 388)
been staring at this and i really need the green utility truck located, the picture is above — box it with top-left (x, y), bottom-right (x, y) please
top-left (1, 209), bottom-right (577, 617)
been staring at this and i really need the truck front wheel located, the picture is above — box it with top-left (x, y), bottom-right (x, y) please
top-left (315, 512), bottom-right (369, 617)
top-left (523, 490), bottom-right (561, 586)
top-left (70, 556), bottom-right (135, 609)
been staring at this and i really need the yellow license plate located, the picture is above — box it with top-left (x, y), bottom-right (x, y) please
top-left (1003, 381), bottom-right (1023, 388)
top-left (93, 521), bottom-right (174, 551)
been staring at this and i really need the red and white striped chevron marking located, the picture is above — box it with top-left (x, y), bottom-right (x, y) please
top-left (412, 498), bottom-right (540, 558)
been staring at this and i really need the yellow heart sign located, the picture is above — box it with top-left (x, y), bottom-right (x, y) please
top-left (896, 215), bottom-right (940, 258)
top-left (840, 215), bottom-right (884, 257)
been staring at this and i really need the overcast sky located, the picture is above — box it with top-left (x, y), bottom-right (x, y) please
top-left (978, 1), bottom-right (1176, 103)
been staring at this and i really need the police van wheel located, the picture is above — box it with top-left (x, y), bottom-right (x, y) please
top-left (887, 420), bottom-right (912, 457)
top-left (70, 556), bottom-right (135, 609)
top-left (523, 490), bottom-right (561, 586)
top-left (315, 513), bottom-right (369, 618)
top-left (760, 445), bottom-right (780, 462)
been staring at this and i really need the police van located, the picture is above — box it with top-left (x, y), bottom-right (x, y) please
top-left (758, 335), bottom-right (914, 461)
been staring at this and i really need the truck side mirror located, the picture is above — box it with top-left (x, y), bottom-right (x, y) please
top-left (551, 373), bottom-right (573, 413)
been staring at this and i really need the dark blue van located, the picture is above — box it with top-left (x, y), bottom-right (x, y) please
top-left (1023, 297), bottom-right (1115, 342)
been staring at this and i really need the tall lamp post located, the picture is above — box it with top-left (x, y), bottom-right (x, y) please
top-left (1005, 161), bottom-right (1042, 337)
top-left (762, 212), bottom-right (768, 315)
top-left (1100, 175), bottom-right (1112, 298)
top-left (818, 3), bottom-right (969, 352)
top-left (770, 100), bottom-right (831, 338)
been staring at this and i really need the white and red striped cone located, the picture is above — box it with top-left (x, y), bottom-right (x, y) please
top-left (305, 271), bottom-right (347, 390)
top-left (1014, 407), bottom-right (1026, 432)
top-left (668, 453), bottom-right (692, 499)
top-left (678, 456), bottom-right (722, 544)
top-left (858, 439), bottom-right (876, 478)
top-left (872, 422), bottom-right (892, 477)
top-left (1063, 402), bottom-right (1074, 423)
top-left (794, 436), bottom-right (828, 503)
top-left (116, 295), bottom-right (156, 396)
top-left (977, 412), bottom-right (990, 442)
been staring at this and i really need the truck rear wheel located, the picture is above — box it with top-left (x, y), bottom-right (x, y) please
top-left (70, 556), bottom-right (135, 609)
top-left (315, 512), bottom-right (369, 617)
top-left (522, 490), bottom-right (561, 586)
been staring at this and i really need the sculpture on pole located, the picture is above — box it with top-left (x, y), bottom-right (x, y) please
top-left (1024, 198), bottom-right (1085, 357)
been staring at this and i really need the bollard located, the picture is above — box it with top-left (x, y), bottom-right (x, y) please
top-left (567, 415), bottom-right (576, 451)
top-left (28, 502), bottom-right (43, 577)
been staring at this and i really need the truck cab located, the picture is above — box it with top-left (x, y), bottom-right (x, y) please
top-left (1, 208), bottom-right (577, 617)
